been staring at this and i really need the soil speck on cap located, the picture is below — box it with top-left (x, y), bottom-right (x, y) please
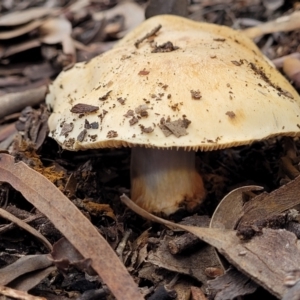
top-left (248, 62), bottom-right (292, 99)
top-left (190, 90), bottom-right (202, 100)
top-left (226, 111), bottom-right (236, 118)
top-left (77, 129), bottom-right (87, 142)
top-left (99, 90), bottom-right (112, 101)
top-left (213, 38), bottom-right (225, 42)
top-left (117, 97), bottom-right (126, 105)
top-left (89, 134), bottom-right (97, 141)
top-left (85, 119), bottom-right (99, 129)
top-left (232, 60), bottom-right (243, 66)
top-left (70, 104), bottom-right (99, 114)
top-left (98, 109), bottom-right (108, 123)
top-left (60, 123), bottom-right (74, 136)
top-left (138, 69), bottom-right (150, 76)
top-left (165, 119), bottom-right (188, 137)
top-left (129, 116), bottom-right (139, 126)
top-left (124, 110), bottom-right (134, 118)
top-left (107, 130), bottom-right (118, 138)
top-left (279, 89), bottom-right (294, 99)
top-left (152, 41), bottom-right (179, 53)
top-left (139, 125), bottom-right (154, 133)
top-left (159, 117), bottom-right (191, 138)
top-left (63, 138), bottom-right (75, 148)
top-left (135, 105), bottom-right (149, 117)
top-left (170, 103), bottom-right (179, 111)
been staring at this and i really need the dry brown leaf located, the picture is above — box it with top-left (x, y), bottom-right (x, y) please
top-left (68, 0), bottom-right (91, 13)
top-left (0, 154), bottom-right (143, 300)
top-left (93, 1), bottom-right (145, 38)
top-left (23, 62), bottom-right (58, 81)
top-left (262, 0), bottom-right (284, 11)
top-left (1, 78), bottom-right (49, 95)
top-left (49, 237), bottom-right (94, 274)
top-left (242, 10), bottom-right (300, 39)
top-left (10, 266), bottom-right (56, 292)
top-left (39, 17), bottom-right (72, 44)
top-left (0, 75), bottom-right (29, 87)
top-left (39, 17), bottom-right (75, 57)
top-left (0, 208), bottom-right (52, 251)
top-left (0, 255), bottom-right (52, 286)
top-left (210, 186), bottom-right (263, 230)
top-left (238, 175), bottom-right (300, 227)
top-left (208, 268), bottom-right (258, 299)
top-left (147, 237), bottom-right (220, 283)
top-left (190, 286), bottom-right (207, 300)
top-left (0, 123), bottom-right (17, 142)
top-left (3, 39), bottom-right (41, 58)
top-left (0, 285), bottom-right (46, 300)
top-left (121, 194), bottom-right (300, 298)
top-left (0, 7), bottom-right (57, 26)
top-left (0, 20), bottom-right (44, 40)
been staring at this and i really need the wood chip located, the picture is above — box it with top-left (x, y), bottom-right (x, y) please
top-left (60, 123), bottom-right (74, 136)
top-left (70, 103), bottom-right (99, 114)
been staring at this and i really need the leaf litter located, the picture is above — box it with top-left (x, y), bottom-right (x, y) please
top-left (1, 0), bottom-right (300, 299)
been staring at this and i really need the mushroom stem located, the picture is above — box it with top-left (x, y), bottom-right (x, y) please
top-left (130, 147), bottom-right (206, 215)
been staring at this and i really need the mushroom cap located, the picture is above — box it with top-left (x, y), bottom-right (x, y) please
top-left (46, 15), bottom-right (300, 151)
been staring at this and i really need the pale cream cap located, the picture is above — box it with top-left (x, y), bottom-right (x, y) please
top-left (46, 15), bottom-right (300, 151)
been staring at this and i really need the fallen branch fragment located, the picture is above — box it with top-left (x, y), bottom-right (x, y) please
top-left (0, 85), bottom-right (47, 119)
top-left (0, 255), bottom-right (52, 286)
top-left (0, 154), bottom-right (143, 300)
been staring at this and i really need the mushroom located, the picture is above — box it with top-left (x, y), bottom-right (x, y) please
top-left (46, 15), bottom-right (300, 215)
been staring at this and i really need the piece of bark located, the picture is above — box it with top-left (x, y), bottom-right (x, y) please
top-left (121, 194), bottom-right (300, 298)
top-left (238, 176), bottom-right (300, 229)
top-left (148, 236), bottom-right (221, 283)
top-left (208, 268), bottom-right (258, 300)
top-left (168, 232), bottom-right (202, 255)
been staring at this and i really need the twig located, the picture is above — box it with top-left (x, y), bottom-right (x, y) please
top-left (0, 208), bottom-right (52, 251)
top-left (116, 229), bottom-right (132, 260)
top-left (0, 85), bottom-right (47, 119)
top-left (242, 11), bottom-right (300, 39)
top-left (0, 285), bottom-right (46, 300)
top-left (134, 24), bottom-right (162, 48)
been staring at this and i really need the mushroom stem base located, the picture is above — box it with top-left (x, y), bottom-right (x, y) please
top-left (130, 147), bottom-right (206, 215)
